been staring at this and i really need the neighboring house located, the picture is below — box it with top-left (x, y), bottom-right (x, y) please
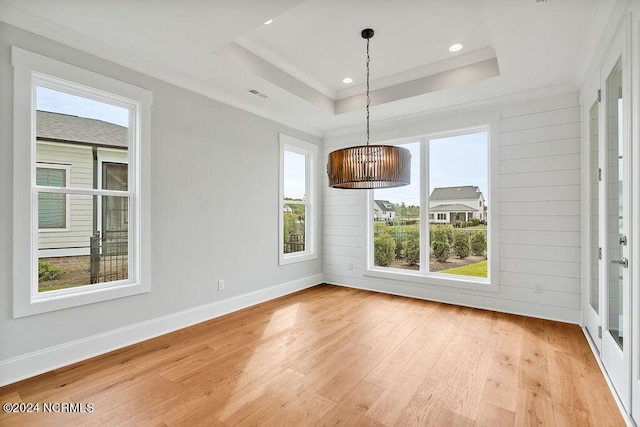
top-left (373, 200), bottom-right (396, 221)
top-left (36, 110), bottom-right (128, 258)
top-left (429, 186), bottom-right (485, 224)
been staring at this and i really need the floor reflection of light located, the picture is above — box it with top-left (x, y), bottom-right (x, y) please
top-left (218, 303), bottom-right (301, 419)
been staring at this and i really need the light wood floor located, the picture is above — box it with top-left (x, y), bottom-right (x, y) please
top-left (0, 285), bottom-right (625, 426)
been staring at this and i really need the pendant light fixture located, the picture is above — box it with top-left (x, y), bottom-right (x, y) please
top-left (327, 28), bottom-right (411, 189)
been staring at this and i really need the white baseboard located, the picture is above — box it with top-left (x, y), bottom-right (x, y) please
top-left (0, 273), bottom-right (323, 386)
top-left (324, 277), bottom-right (579, 325)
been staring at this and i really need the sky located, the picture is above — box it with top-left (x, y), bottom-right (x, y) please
top-left (374, 132), bottom-right (489, 206)
top-left (284, 151), bottom-right (306, 199)
top-left (36, 86), bottom-right (129, 127)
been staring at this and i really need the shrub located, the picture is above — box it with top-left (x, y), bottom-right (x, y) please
top-left (452, 229), bottom-right (470, 259)
top-left (468, 218), bottom-right (481, 226)
top-left (374, 231), bottom-right (396, 267)
top-left (38, 261), bottom-right (64, 281)
top-left (392, 229), bottom-right (404, 261)
top-left (471, 231), bottom-right (487, 256)
top-left (402, 228), bottom-right (420, 265)
top-left (431, 224), bottom-right (453, 245)
top-left (432, 239), bottom-right (450, 262)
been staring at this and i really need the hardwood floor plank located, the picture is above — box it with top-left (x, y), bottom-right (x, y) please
top-left (316, 380), bottom-right (385, 426)
top-left (475, 401), bottom-right (515, 427)
top-left (482, 360), bottom-right (518, 412)
top-left (364, 326), bottom-right (431, 389)
top-left (518, 334), bottom-right (551, 396)
top-left (0, 285), bottom-right (625, 426)
top-left (395, 379), bottom-right (452, 426)
top-left (434, 409), bottom-right (474, 427)
top-left (441, 342), bottom-right (493, 419)
top-left (365, 345), bottom-right (440, 425)
top-left (481, 329), bottom-right (522, 412)
top-left (514, 388), bottom-right (555, 426)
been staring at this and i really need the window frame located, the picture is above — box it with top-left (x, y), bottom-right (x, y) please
top-left (12, 46), bottom-right (152, 318)
top-left (36, 162), bottom-right (71, 232)
top-left (278, 133), bottom-right (317, 265)
top-left (365, 124), bottom-right (499, 293)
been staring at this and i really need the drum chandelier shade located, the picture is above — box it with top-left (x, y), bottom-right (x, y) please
top-left (327, 145), bottom-right (411, 189)
top-left (327, 28), bottom-right (411, 189)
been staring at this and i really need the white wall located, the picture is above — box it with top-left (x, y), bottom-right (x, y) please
top-left (323, 91), bottom-right (581, 323)
top-left (0, 22), bottom-right (322, 383)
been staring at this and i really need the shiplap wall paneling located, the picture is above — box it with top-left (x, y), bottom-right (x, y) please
top-left (322, 92), bottom-right (582, 323)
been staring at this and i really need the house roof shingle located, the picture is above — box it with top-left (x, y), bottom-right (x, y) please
top-left (430, 203), bottom-right (478, 212)
top-left (36, 110), bottom-right (128, 147)
top-left (430, 186), bottom-right (481, 200)
top-left (374, 200), bottom-right (394, 212)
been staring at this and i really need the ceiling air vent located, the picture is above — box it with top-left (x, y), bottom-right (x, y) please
top-left (248, 89), bottom-right (268, 99)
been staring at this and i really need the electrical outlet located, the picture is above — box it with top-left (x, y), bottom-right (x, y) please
top-left (534, 283), bottom-right (542, 293)
top-left (347, 262), bottom-right (354, 270)
top-left (217, 279), bottom-right (225, 291)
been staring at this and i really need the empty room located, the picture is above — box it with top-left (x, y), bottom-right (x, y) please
top-left (0, 0), bottom-right (639, 425)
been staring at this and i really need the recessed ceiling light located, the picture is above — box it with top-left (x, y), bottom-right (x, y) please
top-left (264, 19), bottom-right (273, 25)
top-left (342, 77), bottom-right (353, 84)
top-left (449, 43), bottom-right (463, 52)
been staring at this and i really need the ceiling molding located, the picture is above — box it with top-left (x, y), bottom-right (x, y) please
top-left (324, 82), bottom-right (578, 141)
top-left (235, 35), bottom-right (336, 99)
top-left (216, 42), bottom-right (335, 114)
top-left (336, 58), bottom-right (500, 114)
top-left (336, 47), bottom-right (498, 99)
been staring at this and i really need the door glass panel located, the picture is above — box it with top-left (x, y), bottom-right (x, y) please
top-left (589, 100), bottom-right (599, 313)
top-left (606, 60), bottom-right (623, 349)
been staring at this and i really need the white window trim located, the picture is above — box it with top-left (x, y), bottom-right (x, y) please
top-left (12, 46), bottom-right (152, 318)
top-left (36, 162), bottom-right (71, 232)
top-left (364, 120), bottom-right (499, 293)
top-left (279, 133), bottom-right (317, 265)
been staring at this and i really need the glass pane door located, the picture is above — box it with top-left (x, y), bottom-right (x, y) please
top-left (584, 96), bottom-right (601, 352)
top-left (600, 42), bottom-right (630, 410)
top-left (606, 60), bottom-right (624, 349)
top-left (589, 100), bottom-right (599, 314)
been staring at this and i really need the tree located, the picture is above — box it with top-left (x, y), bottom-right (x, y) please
top-left (406, 205), bottom-right (420, 217)
top-left (396, 202), bottom-right (407, 218)
top-left (471, 231), bottom-right (487, 256)
top-left (453, 229), bottom-right (470, 259)
top-left (374, 230), bottom-right (396, 267)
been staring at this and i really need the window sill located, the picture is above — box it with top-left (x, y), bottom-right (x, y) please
top-left (363, 267), bottom-right (498, 293)
top-left (279, 252), bottom-right (317, 266)
top-left (14, 280), bottom-right (150, 318)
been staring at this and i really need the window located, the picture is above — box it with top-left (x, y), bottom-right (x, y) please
top-left (279, 134), bottom-right (317, 265)
top-left (36, 163), bottom-right (70, 230)
top-left (12, 47), bottom-right (152, 317)
top-left (368, 128), bottom-right (496, 291)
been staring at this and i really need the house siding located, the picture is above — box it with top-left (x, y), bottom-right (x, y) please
top-left (322, 91), bottom-right (581, 323)
top-left (429, 196), bottom-right (484, 223)
top-left (36, 141), bottom-right (128, 256)
top-left (36, 141), bottom-right (93, 254)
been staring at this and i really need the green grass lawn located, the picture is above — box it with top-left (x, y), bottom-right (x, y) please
top-left (439, 260), bottom-right (487, 278)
